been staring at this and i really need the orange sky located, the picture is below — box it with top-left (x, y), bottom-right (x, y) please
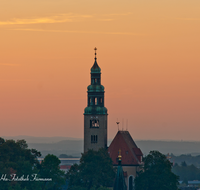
top-left (0, 0), bottom-right (200, 141)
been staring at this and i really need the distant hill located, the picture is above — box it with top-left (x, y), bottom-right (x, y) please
top-left (135, 140), bottom-right (200, 156)
top-left (28, 140), bottom-right (83, 158)
top-left (2, 136), bottom-right (81, 143)
top-left (2, 136), bottom-right (200, 157)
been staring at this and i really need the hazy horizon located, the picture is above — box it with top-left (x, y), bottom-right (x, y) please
top-left (2, 135), bottom-right (200, 142)
top-left (3, 135), bottom-right (200, 157)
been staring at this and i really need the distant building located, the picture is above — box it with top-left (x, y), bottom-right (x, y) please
top-left (108, 130), bottom-right (143, 190)
top-left (60, 165), bottom-right (71, 174)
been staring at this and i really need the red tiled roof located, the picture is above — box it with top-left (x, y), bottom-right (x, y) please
top-left (108, 131), bottom-right (143, 166)
top-left (133, 148), bottom-right (143, 156)
top-left (60, 165), bottom-right (71, 170)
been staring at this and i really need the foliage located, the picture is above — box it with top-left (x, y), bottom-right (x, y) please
top-left (171, 154), bottom-right (200, 167)
top-left (135, 150), bottom-right (179, 190)
top-left (0, 137), bottom-right (65, 190)
top-left (40, 154), bottom-right (66, 190)
top-left (92, 187), bottom-right (111, 190)
top-left (181, 161), bottom-right (187, 167)
top-left (67, 148), bottom-right (115, 190)
top-left (69, 187), bottom-right (88, 190)
top-left (172, 163), bottom-right (200, 181)
top-left (69, 186), bottom-right (111, 190)
top-left (0, 137), bottom-right (42, 190)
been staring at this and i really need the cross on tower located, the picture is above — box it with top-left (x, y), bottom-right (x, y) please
top-left (94, 47), bottom-right (97, 57)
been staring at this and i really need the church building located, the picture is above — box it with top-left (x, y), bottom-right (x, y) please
top-left (84, 48), bottom-right (143, 190)
top-left (108, 130), bottom-right (143, 190)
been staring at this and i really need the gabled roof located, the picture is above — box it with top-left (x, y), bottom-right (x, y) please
top-left (108, 131), bottom-right (143, 166)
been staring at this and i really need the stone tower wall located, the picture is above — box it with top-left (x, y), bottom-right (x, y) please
top-left (84, 114), bottom-right (107, 152)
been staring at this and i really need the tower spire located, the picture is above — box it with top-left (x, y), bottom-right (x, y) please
top-left (94, 47), bottom-right (97, 61)
top-left (84, 48), bottom-right (107, 152)
top-left (113, 149), bottom-right (127, 190)
top-left (91, 47), bottom-right (101, 73)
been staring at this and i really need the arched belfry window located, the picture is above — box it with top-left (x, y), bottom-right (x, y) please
top-left (95, 98), bottom-right (97, 105)
top-left (90, 119), bottom-right (99, 128)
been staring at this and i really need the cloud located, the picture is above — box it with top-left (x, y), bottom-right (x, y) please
top-left (98, 19), bottom-right (114, 22)
top-left (11, 28), bottom-right (145, 36)
top-left (0, 12), bottom-right (134, 26)
top-left (0, 14), bottom-right (93, 25)
top-left (0, 63), bottom-right (20, 66)
top-left (105, 12), bottom-right (133, 16)
top-left (0, 12), bottom-right (133, 26)
top-left (176, 18), bottom-right (200, 21)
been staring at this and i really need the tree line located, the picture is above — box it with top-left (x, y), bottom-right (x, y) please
top-left (0, 137), bottom-right (65, 190)
top-left (0, 137), bottom-right (180, 190)
top-left (173, 161), bottom-right (200, 181)
top-left (171, 154), bottom-right (200, 167)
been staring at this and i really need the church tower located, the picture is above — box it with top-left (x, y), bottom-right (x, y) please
top-left (84, 48), bottom-right (108, 152)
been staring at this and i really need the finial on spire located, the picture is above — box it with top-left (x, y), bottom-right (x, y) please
top-left (118, 149), bottom-right (122, 165)
top-left (116, 121), bottom-right (120, 131)
top-left (94, 47), bottom-right (97, 61)
top-left (118, 149), bottom-right (122, 161)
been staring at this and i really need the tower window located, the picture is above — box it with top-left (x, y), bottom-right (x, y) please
top-left (90, 119), bottom-right (99, 128)
top-left (100, 98), bottom-right (102, 104)
top-left (95, 79), bottom-right (97, 83)
top-left (95, 98), bottom-right (97, 105)
top-left (91, 135), bottom-right (98, 143)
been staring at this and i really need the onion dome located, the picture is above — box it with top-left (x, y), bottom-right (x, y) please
top-left (87, 85), bottom-right (104, 92)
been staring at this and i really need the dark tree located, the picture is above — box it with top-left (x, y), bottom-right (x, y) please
top-left (67, 148), bottom-right (115, 190)
top-left (40, 154), bottom-right (66, 190)
top-left (0, 138), bottom-right (42, 190)
top-left (0, 137), bottom-right (66, 190)
top-left (181, 161), bottom-right (187, 167)
top-left (135, 150), bottom-right (179, 190)
top-left (173, 163), bottom-right (200, 181)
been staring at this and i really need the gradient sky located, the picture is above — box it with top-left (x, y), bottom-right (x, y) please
top-left (0, 0), bottom-right (200, 141)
